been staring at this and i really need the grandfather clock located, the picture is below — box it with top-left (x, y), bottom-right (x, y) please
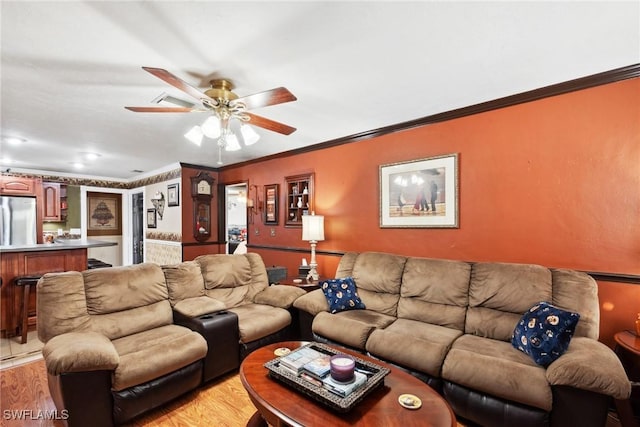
top-left (190, 172), bottom-right (215, 242)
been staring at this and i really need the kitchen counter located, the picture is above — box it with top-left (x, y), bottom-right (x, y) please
top-left (0, 239), bottom-right (116, 253)
top-left (1, 240), bottom-right (117, 338)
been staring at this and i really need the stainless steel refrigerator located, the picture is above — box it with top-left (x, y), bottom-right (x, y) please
top-left (0, 195), bottom-right (37, 246)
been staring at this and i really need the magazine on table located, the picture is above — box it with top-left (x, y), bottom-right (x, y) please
top-left (321, 371), bottom-right (367, 398)
top-left (279, 347), bottom-right (325, 374)
top-left (300, 354), bottom-right (331, 380)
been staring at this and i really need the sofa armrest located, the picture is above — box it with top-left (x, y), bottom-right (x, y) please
top-left (42, 331), bottom-right (119, 375)
top-left (292, 289), bottom-right (329, 316)
top-left (546, 337), bottom-right (631, 399)
top-left (253, 285), bottom-right (306, 308)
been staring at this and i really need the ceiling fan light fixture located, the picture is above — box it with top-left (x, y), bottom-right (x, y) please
top-left (201, 116), bottom-right (221, 139)
top-left (241, 124), bottom-right (260, 146)
top-left (184, 126), bottom-right (204, 146)
top-left (225, 133), bottom-right (241, 151)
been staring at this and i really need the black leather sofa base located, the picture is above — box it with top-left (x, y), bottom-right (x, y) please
top-left (173, 310), bottom-right (240, 383)
top-left (113, 361), bottom-right (203, 425)
top-left (48, 361), bottom-right (203, 427)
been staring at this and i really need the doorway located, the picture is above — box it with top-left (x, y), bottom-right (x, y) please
top-left (132, 192), bottom-right (144, 264)
top-left (224, 183), bottom-right (248, 254)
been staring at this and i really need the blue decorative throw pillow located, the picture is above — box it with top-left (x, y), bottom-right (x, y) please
top-left (512, 301), bottom-right (580, 367)
top-left (320, 277), bottom-right (366, 314)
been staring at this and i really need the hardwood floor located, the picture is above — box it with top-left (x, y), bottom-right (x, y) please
top-left (0, 359), bottom-right (256, 427)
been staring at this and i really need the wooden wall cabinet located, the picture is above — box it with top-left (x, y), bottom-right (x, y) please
top-left (0, 176), bottom-right (38, 196)
top-left (43, 182), bottom-right (67, 222)
top-left (285, 173), bottom-right (314, 226)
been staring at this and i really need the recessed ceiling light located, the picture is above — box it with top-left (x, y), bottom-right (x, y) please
top-left (4, 137), bottom-right (26, 146)
top-left (1, 157), bottom-right (13, 164)
top-left (71, 162), bottom-right (84, 169)
top-left (81, 152), bottom-right (101, 161)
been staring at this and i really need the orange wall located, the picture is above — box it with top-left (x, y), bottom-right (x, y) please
top-left (219, 77), bottom-right (640, 346)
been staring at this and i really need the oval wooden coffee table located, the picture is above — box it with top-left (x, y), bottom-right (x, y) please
top-left (240, 341), bottom-right (456, 427)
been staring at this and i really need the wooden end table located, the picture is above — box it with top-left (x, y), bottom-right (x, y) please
top-left (277, 276), bottom-right (326, 292)
top-left (614, 331), bottom-right (640, 427)
top-left (240, 341), bottom-right (456, 427)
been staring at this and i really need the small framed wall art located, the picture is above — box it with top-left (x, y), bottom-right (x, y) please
top-left (147, 208), bottom-right (157, 228)
top-left (264, 184), bottom-right (279, 225)
top-left (167, 183), bottom-right (179, 207)
top-left (379, 153), bottom-right (459, 228)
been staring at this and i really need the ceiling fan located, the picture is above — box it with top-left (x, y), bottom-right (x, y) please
top-left (125, 66), bottom-right (297, 164)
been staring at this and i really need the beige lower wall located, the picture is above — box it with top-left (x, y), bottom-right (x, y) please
top-left (145, 240), bottom-right (182, 265)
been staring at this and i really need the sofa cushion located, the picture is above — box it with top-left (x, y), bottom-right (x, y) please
top-left (466, 262), bottom-right (553, 341)
top-left (90, 300), bottom-right (174, 341)
top-left (551, 269), bottom-right (599, 339)
top-left (320, 277), bottom-right (366, 314)
top-left (312, 310), bottom-right (396, 350)
top-left (512, 301), bottom-right (580, 366)
top-left (196, 253), bottom-right (268, 308)
top-left (398, 257), bottom-right (470, 331)
top-left (83, 263), bottom-right (168, 315)
top-left (347, 252), bottom-right (406, 316)
top-left (162, 261), bottom-right (205, 306)
top-left (228, 303), bottom-right (291, 343)
top-left (172, 296), bottom-right (226, 318)
top-left (111, 324), bottom-right (207, 391)
top-left (366, 319), bottom-right (462, 377)
top-left (37, 271), bottom-right (91, 343)
top-left (442, 334), bottom-right (552, 411)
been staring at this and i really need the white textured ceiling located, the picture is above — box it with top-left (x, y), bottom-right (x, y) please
top-left (1, 1), bottom-right (638, 180)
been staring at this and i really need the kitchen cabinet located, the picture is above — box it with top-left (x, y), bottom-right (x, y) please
top-left (0, 175), bottom-right (39, 196)
top-left (43, 182), bottom-right (67, 222)
top-left (285, 173), bottom-right (314, 227)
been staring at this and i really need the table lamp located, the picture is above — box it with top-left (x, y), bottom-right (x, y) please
top-left (302, 212), bottom-right (324, 281)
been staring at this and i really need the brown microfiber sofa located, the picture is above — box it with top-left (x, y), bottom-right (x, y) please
top-left (293, 251), bottom-right (631, 427)
top-left (37, 253), bottom-right (305, 426)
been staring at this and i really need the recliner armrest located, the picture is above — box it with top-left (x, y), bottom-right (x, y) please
top-left (292, 288), bottom-right (329, 315)
top-left (546, 337), bottom-right (631, 399)
top-left (42, 331), bottom-right (119, 375)
top-left (253, 285), bottom-right (306, 308)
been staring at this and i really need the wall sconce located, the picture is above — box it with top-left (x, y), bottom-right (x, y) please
top-left (151, 191), bottom-right (165, 220)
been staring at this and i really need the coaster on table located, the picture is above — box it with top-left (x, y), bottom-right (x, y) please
top-left (274, 347), bottom-right (291, 357)
top-left (398, 394), bottom-right (422, 409)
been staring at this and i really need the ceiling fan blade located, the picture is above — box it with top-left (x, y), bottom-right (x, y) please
top-left (235, 87), bottom-right (297, 110)
top-left (141, 66), bottom-right (214, 103)
top-left (125, 106), bottom-right (204, 113)
top-left (245, 113), bottom-right (296, 135)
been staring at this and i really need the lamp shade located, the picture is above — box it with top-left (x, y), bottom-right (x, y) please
top-left (184, 126), bottom-right (204, 146)
top-left (201, 116), bottom-right (221, 138)
top-left (302, 214), bottom-right (324, 241)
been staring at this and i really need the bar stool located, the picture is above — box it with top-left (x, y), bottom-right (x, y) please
top-left (14, 275), bottom-right (42, 344)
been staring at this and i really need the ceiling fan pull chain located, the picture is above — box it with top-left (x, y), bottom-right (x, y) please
top-left (217, 143), bottom-right (223, 165)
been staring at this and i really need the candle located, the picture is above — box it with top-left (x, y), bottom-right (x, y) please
top-left (330, 355), bottom-right (355, 382)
